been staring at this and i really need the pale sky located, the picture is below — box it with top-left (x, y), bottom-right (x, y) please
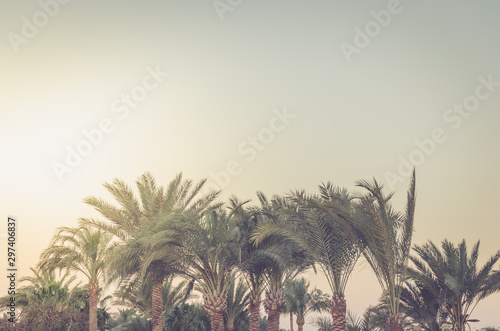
top-left (1, 1), bottom-right (500, 329)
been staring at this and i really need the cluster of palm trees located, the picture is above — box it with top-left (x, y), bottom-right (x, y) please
top-left (2, 171), bottom-right (499, 331)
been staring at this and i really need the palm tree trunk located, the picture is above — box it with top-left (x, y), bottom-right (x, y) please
top-left (151, 273), bottom-right (165, 331)
top-left (264, 289), bottom-right (285, 331)
top-left (249, 297), bottom-right (261, 331)
top-left (88, 279), bottom-right (99, 331)
top-left (227, 320), bottom-right (234, 331)
top-left (210, 311), bottom-right (224, 331)
top-left (330, 293), bottom-right (346, 331)
top-left (266, 308), bottom-right (280, 331)
top-left (296, 316), bottom-right (305, 331)
top-left (290, 311), bottom-right (294, 331)
top-left (204, 293), bottom-right (227, 331)
top-left (387, 314), bottom-right (403, 331)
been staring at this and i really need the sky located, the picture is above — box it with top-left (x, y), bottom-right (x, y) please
top-left (1, 0), bottom-right (500, 329)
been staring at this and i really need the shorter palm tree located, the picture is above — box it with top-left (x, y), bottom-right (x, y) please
top-left (225, 276), bottom-right (250, 331)
top-left (38, 225), bottom-right (114, 331)
top-left (230, 196), bottom-right (267, 331)
top-left (0, 267), bottom-right (83, 310)
top-left (410, 239), bottom-right (500, 331)
top-left (285, 278), bottom-right (329, 331)
top-left (251, 192), bottom-right (312, 331)
top-left (312, 171), bottom-right (417, 331)
top-left (253, 188), bottom-right (362, 331)
top-left (400, 280), bottom-right (447, 330)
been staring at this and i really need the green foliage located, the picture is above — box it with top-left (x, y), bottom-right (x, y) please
top-left (0, 268), bottom-right (112, 331)
top-left (0, 267), bottom-right (84, 310)
top-left (409, 239), bottom-right (500, 330)
top-left (81, 172), bottom-right (219, 241)
top-left (179, 204), bottom-right (245, 307)
top-left (225, 276), bottom-right (250, 330)
top-left (312, 308), bottom-right (389, 331)
top-left (259, 316), bottom-right (267, 331)
top-left (114, 275), bottom-right (193, 316)
top-left (12, 170), bottom-right (500, 331)
top-left (108, 308), bottom-right (139, 330)
top-left (39, 225), bottom-right (114, 285)
top-left (312, 171), bottom-right (417, 321)
top-left (165, 303), bottom-right (210, 331)
top-left (251, 184), bottom-right (362, 331)
top-left (285, 277), bottom-right (323, 320)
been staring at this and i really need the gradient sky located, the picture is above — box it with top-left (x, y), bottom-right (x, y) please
top-left (1, 1), bottom-right (500, 329)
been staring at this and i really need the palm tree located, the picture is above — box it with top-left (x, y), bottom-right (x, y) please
top-left (225, 276), bottom-right (250, 331)
top-left (399, 280), bottom-right (446, 330)
top-left (311, 170), bottom-right (417, 331)
top-left (171, 205), bottom-right (242, 331)
top-left (81, 172), bottom-right (219, 241)
top-left (285, 278), bottom-right (328, 331)
top-left (283, 302), bottom-right (295, 331)
top-left (229, 195), bottom-right (268, 331)
top-left (251, 192), bottom-right (311, 331)
top-left (285, 278), bottom-right (309, 331)
top-left (38, 225), bottom-right (113, 331)
top-left (253, 186), bottom-right (362, 331)
top-left (0, 267), bottom-right (82, 309)
top-left (0, 266), bottom-right (90, 330)
top-left (81, 172), bottom-right (218, 331)
top-left (409, 239), bottom-right (500, 331)
top-left (109, 214), bottom-right (189, 331)
top-left (114, 275), bottom-right (193, 318)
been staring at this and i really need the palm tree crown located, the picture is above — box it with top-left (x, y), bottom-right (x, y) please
top-left (409, 239), bottom-right (500, 330)
top-left (38, 225), bottom-right (114, 331)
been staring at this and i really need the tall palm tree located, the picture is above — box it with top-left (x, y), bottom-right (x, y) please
top-left (81, 172), bottom-right (218, 241)
top-left (312, 170), bottom-right (417, 331)
top-left (38, 225), bottom-right (113, 331)
top-left (409, 239), bottom-right (500, 331)
top-left (81, 172), bottom-right (218, 331)
top-left (109, 213), bottom-right (189, 331)
top-left (253, 186), bottom-right (362, 331)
